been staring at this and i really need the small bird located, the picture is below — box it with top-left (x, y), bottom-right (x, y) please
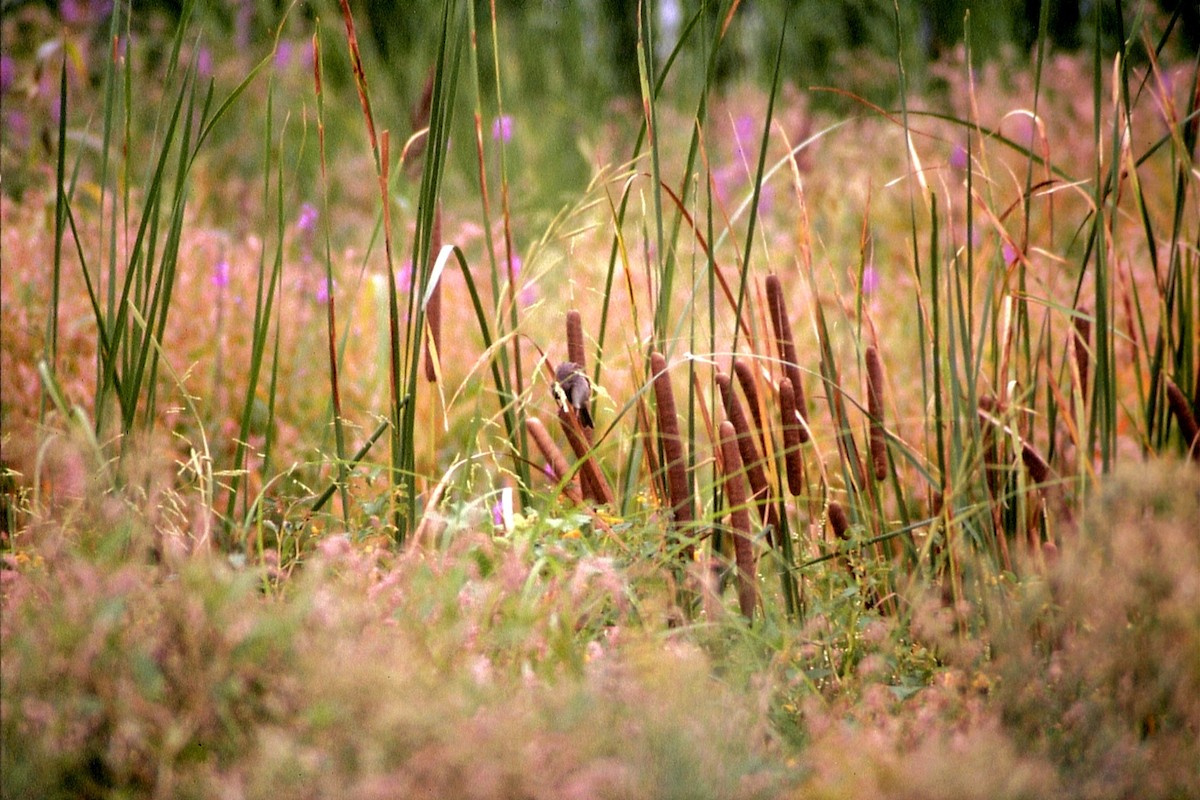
top-left (554, 361), bottom-right (593, 429)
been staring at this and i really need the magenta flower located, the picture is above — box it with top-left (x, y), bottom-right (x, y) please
top-left (756, 181), bottom-right (774, 215)
top-left (212, 258), bottom-right (231, 289)
top-left (274, 41), bottom-right (294, 71)
top-left (0, 55), bottom-right (14, 95)
top-left (861, 265), bottom-right (879, 295)
top-left (296, 202), bottom-right (318, 234)
top-left (734, 113), bottom-right (756, 160)
top-left (950, 144), bottom-right (968, 171)
top-left (315, 279), bottom-right (335, 304)
top-left (491, 114), bottom-right (513, 143)
top-left (196, 48), bottom-right (213, 79)
top-left (397, 260), bottom-right (414, 292)
top-left (61, 0), bottom-right (112, 25)
top-left (1002, 241), bottom-right (1020, 266)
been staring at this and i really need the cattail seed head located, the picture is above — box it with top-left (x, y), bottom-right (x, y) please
top-left (765, 274), bottom-right (809, 443)
top-left (1072, 314), bottom-right (1091, 399)
top-left (1166, 379), bottom-right (1200, 461)
top-left (1021, 440), bottom-right (1051, 486)
top-left (719, 420), bottom-right (757, 619)
top-left (717, 371), bottom-right (778, 543)
top-left (779, 377), bottom-right (804, 495)
top-left (828, 501), bottom-right (850, 540)
top-left (651, 353), bottom-right (694, 552)
top-left (566, 309), bottom-right (586, 369)
top-left (865, 346), bottom-right (887, 481)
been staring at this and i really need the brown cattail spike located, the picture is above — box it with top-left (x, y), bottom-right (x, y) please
top-left (1021, 440), bottom-right (1051, 486)
top-left (1072, 314), bottom-right (1091, 399)
top-left (717, 372), bottom-right (778, 545)
top-left (828, 501), bottom-right (852, 571)
top-left (424, 202), bottom-right (443, 382)
top-left (651, 353), bottom-right (694, 557)
top-left (566, 309), bottom-right (586, 369)
top-left (1165, 379), bottom-right (1200, 461)
top-left (865, 346), bottom-right (887, 481)
top-left (779, 378), bottom-right (804, 495)
top-left (526, 417), bottom-right (584, 504)
top-left (765, 274), bottom-right (809, 443)
top-left (732, 359), bottom-right (767, 450)
top-left (719, 420), bottom-right (758, 619)
top-left (828, 502), bottom-right (851, 540)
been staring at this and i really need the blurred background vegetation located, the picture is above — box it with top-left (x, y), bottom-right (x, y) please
top-left (3, 0), bottom-right (1196, 208)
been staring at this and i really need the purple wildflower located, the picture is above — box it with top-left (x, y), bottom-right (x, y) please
top-left (315, 278), bottom-right (335, 304)
top-left (0, 55), bottom-right (14, 95)
top-left (196, 48), bottom-right (213, 79)
top-left (861, 265), bottom-right (879, 295)
top-left (274, 41), bottom-right (293, 71)
top-left (492, 499), bottom-right (504, 527)
top-left (734, 113), bottom-right (756, 160)
top-left (1002, 241), bottom-right (1020, 266)
top-left (3, 110), bottom-right (28, 147)
top-left (491, 114), bottom-right (513, 143)
top-left (212, 258), bottom-right (231, 289)
top-left (296, 202), bottom-right (318, 234)
top-left (397, 260), bottom-right (414, 292)
top-left (61, 0), bottom-right (112, 25)
top-left (950, 144), bottom-right (968, 171)
top-left (756, 181), bottom-right (774, 215)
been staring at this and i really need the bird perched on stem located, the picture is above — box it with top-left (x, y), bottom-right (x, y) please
top-left (554, 362), bottom-right (593, 429)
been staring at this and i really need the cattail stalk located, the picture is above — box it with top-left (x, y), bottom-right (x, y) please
top-left (651, 352), bottom-right (694, 558)
top-left (424, 202), bottom-right (443, 382)
top-left (717, 372), bottom-right (778, 543)
top-left (557, 409), bottom-right (614, 505)
top-left (566, 309), bottom-right (586, 369)
top-left (719, 420), bottom-right (758, 619)
top-left (828, 500), bottom-right (852, 570)
top-left (1072, 314), bottom-right (1090, 400)
top-left (828, 501), bottom-right (850, 540)
top-left (1021, 439), bottom-right (1051, 485)
top-left (779, 377), bottom-right (804, 495)
top-left (1166, 379), bottom-right (1200, 461)
top-left (765, 274), bottom-right (809, 442)
top-left (865, 346), bottom-right (887, 481)
top-left (733, 359), bottom-right (768, 452)
top-left (527, 417), bottom-right (584, 504)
